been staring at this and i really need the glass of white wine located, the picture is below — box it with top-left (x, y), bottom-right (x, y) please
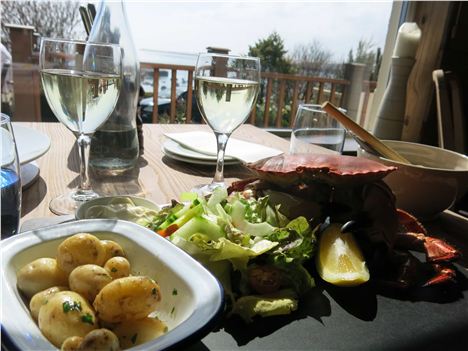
top-left (40, 38), bottom-right (122, 215)
top-left (194, 53), bottom-right (260, 193)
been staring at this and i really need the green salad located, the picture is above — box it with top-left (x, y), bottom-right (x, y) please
top-left (146, 187), bottom-right (318, 323)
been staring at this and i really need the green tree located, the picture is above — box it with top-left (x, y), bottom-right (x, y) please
top-left (248, 31), bottom-right (294, 73)
top-left (346, 39), bottom-right (382, 80)
top-left (1, 0), bottom-right (84, 50)
top-left (291, 40), bottom-right (339, 78)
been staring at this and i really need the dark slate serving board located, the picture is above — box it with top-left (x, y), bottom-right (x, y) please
top-left (185, 212), bottom-right (468, 351)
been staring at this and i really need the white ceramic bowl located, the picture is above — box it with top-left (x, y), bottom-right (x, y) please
top-left (357, 140), bottom-right (468, 219)
top-left (75, 196), bottom-right (162, 221)
top-left (1, 219), bottom-right (224, 350)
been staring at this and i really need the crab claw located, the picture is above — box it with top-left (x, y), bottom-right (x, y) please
top-left (394, 232), bottom-right (461, 263)
top-left (424, 237), bottom-right (461, 263)
top-left (397, 209), bottom-right (427, 235)
top-left (423, 264), bottom-right (457, 287)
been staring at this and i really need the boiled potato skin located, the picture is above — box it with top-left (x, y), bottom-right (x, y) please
top-left (94, 276), bottom-right (161, 323)
top-left (57, 233), bottom-right (107, 274)
top-left (113, 317), bottom-right (167, 349)
top-left (101, 240), bottom-right (126, 262)
top-left (29, 286), bottom-right (68, 320)
top-left (77, 328), bottom-right (120, 351)
top-left (17, 258), bottom-right (68, 298)
top-left (61, 336), bottom-right (83, 351)
top-left (38, 291), bottom-right (97, 347)
top-left (69, 265), bottom-right (112, 302)
top-left (104, 257), bottom-right (131, 280)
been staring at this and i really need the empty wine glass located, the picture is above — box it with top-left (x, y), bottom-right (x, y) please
top-left (194, 53), bottom-right (260, 194)
top-left (40, 38), bottom-right (122, 215)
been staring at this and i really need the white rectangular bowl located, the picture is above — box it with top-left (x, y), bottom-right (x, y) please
top-left (1, 219), bottom-right (224, 350)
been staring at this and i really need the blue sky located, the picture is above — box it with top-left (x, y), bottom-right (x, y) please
top-left (125, 0), bottom-right (393, 61)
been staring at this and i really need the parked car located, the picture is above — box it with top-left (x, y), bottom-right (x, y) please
top-left (139, 91), bottom-right (202, 124)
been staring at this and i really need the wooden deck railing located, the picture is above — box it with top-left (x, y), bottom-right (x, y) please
top-left (253, 72), bottom-right (350, 128)
top-left (140, 62), bottom-right (195, 124)
top-left (138, 62), bottom-right (376, 127)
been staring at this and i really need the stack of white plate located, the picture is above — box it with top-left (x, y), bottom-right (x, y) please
top-left (162, 139), bottom-right (240, 165)
top-left (12, 125), bottom-right (51, 188)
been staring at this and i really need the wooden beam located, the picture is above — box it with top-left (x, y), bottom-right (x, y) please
top-left (290, 81), bottom-right (299, 127)
top-left (402, 1), bottom-right (453, 141)
top-left (275, 80), bottom-right (286, 128)
top-left (263, 78), bottom-right (273, 127)
top-left (152, 69), bottom-right (159, 123)
top-left (185, 70), bottom-right (194, 123)
top-left (170, 69), bottom-right (177, 122)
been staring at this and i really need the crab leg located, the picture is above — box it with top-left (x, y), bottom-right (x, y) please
top-left (395, 209), bottom-right (461, 263)
top-left (423, 264), bottom-right (457, 287)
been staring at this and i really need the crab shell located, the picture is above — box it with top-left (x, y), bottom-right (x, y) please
top-left (248, 154), bottom-right (397, 187)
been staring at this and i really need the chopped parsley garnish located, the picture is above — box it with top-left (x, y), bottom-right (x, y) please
top-left (172, 288), bottom-right (178, 296)
top-left (63, 301), bottom-right (82, 313)
top-left (131, 333), bottom-right (138, 344)
top-left (171, 307), bottom-right (175, 315)
top-left (81, 313), bottom-right (94, 325)
top-left (152, 288), bottom-right (157, 295)
top-left (163, 326), bottom-right (168, 333)
top-left (111, 267), bottom-right (118, 272)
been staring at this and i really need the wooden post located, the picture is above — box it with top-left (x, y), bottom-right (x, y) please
top-left (185, 69), bottom-right (194, 123)
top-left (152, 68), bottom-right (160, 123)
top-left (402, 1), bottom-right (453, 141)
top-left (170, 68), bottom-right (177, 122)
top-left (263, 78), bottom-right (273, 127)
top-left (341, 63), bottom-right (367, 122)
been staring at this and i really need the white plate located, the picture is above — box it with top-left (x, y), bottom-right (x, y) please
top-left (13, 124), bottom-right (51, 165)
top-left (20, 161), bottom-right (40, 189)
top-left (163, 139), bottom-right (236, 162)
top-left (162, 143), bottom-right (240, 166)
top-left (1, 219), bottom-right (224, 350)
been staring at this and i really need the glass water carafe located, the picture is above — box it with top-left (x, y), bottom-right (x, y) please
top-left (88, 0), bottom-right (140, 175)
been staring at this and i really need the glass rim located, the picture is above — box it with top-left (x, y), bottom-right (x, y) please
top-left (196, 52), bottom-right (260, 62)
top-left (1, 112), bottom-right (11, 125)
top-left (298, 103), bottom-right (346, 113)
top-left (40, 37), bottom-right (121, 50)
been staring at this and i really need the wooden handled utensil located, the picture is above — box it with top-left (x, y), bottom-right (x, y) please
top-left (321, 101), bottom-right (412, 164)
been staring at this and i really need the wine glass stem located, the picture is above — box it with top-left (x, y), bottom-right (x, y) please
top-left (212, 132), bottom-right (229, 186)
top-left (77, 133), bottom-right (92, 192)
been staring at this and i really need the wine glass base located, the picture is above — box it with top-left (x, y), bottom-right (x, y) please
top-left (191, 182), bottom-right (225, 196)
top-left (49, 190), bottom-right (99, 215)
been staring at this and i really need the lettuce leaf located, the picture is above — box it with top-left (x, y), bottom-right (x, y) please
top-left (230, 289), bottom-right (298, 323)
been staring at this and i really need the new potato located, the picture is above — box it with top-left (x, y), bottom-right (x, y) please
top-left (17, 258), bottom-right (68, 298)
top-left (38, 291), bottom-right (97, 347)
top-left (61, 336), bottom-right (83, 351)
top-left (104, 257), bottom-right (131, 279)
top-left (29, 286), bottom-right (68, 320)
top-left (17, 232), bottom-right (168, 350)
top-left (75, 328), bottom-right (120, 351)
top-left (69, 265), bottom-right (112, 302)
top-left (101, 240), bottom-right (126, 262)
top-left (57, 234), bottom-right (107, 273)
top-left (94, 276), bottom-right (161, 323)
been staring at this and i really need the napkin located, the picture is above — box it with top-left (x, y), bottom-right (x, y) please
top-left (164, 131), bottom-right (283, 163)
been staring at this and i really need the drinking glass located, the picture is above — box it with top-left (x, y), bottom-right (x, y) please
top-left (1, 113), bottom-right (21, 238)
top-left (290, 104), bottom-right (346, 154)
top-left (40, 38), bottom-right (122, 215)
top-left (194, 53), bottom-right (260, 193)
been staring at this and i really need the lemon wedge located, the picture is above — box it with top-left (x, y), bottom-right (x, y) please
top-left (316, 223), bottom-right (370, 287)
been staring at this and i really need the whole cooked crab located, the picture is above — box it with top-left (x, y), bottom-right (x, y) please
top-left (230, 154), bottom-right (460, 289)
